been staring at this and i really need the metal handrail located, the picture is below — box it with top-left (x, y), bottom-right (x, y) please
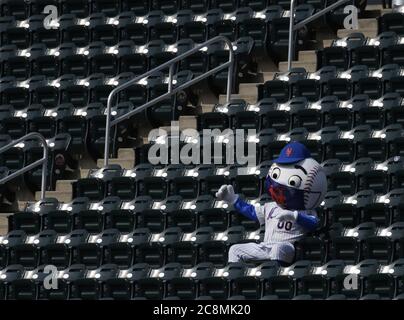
top-left (103, 35), bottom-right (235, 166)
top-left (0, 133), bottom-right (49, 200)
top-left (288, 0), bottom-right (352, 70)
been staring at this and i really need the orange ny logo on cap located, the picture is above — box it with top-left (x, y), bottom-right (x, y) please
top-left (286, 147), bottom-right (293, 157)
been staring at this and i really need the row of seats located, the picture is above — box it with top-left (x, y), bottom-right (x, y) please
top-left (4, 117), bottom-right (404, 201)
top-left (0, 0), bottom-right (333, 19)
top-left (0, 7), bottom-right (294, 47)
top-left (1, 259), bottom-right (403, 300)
top-left (0, 71), bottom-right (192, 129)
top-left (318, 32), bottom-right (404, 70)
top-left (73, 164), bottom-right (404, 197)
top-left (9, 192), bottom-right (404, 234)
top-left (5, 73), bottom-right (404, 126)
top-left (200, 94), bottom-right (404, 131)
top-left (5, 109), bottom-right (404, 195)
top-left (1, 223), bottom-right (404, 269)
top-left (0, 102), bottom-right (118, 156)
top-left (11, 191), bottom-right (404, 231)
top-left (261, 67), bottom-right (404, 102)
top-left (0, 38), bottom-right (254, 84)
top-left (142, 125), bottom-right (404, 162)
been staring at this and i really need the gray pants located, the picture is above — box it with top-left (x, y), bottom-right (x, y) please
top-left (228, 242), bottom-right (295, 264)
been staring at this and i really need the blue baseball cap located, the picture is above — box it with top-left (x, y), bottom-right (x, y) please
top-left (274, 141), bottom-right (311, 164)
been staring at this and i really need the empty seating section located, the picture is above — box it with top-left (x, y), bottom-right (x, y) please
top-left (1, 0), bottom-right (404, 300)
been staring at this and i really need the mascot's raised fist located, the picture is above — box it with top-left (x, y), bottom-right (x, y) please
top-left (215, 185), bottom-right (238, 205)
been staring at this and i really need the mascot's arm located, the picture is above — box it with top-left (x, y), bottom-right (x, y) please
top-left (296, 213), bottom-right (319, 232)
top-left (233, 198), bottom-right (259, 222)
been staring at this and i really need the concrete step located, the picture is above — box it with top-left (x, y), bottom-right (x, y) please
top-left (80, 169), bottom-right (90, 178)
top-left (337, 28), bottom-right (378, 39)
top-left (262, 72), bottom-right (277, 82)
top-left (36, 191), bottom-right (72, 202)
top-left (366, 4), bottom-right (385, 11)
top-left (17, 201), bottom-right (27, 211)
top-left (179, 116), bottom-right (197, 131)
top-left (117, 148), bottom-right (135, 160)
top-left (219, 93), bottom-right (257, 105)
top-left (96, 158), bottom-right (134, 169)
top-left (298, 50), bottom-right (317, 63)
top-left (200, 103), bottom-right (214, 113)
top-left (56, 180), bottom-right (75, 192)
top-left (279, 61), bottom-right (317, 73)
top-left (381, 8), bottom-right (393, 15)
top-left (358, 18), bottom-right (378, 30)
top-left (323, 39), bottom-right (333, 48)
top-left (239, 83), bottom-right (259, 97)
top-left (256, 57), bottom-right (278, 73)
top-left (0, 214), bottom-right (10, 236)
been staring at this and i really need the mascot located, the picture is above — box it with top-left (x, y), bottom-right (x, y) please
top-left (216, 141), bottom-right (327, 266)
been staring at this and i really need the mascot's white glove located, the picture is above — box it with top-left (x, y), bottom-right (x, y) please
top-left (273, 210), bottom-right (299, 222)
top-left (215, 185), bottom-right (239, 205)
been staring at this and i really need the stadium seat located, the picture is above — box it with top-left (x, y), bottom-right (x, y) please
top-left (73, 229), bottom-right (120, 269)
top-left (230, 261), bottom-right (280, 300)
top-left (70, 264), bottom-right (120, 300)
top-left (166, 263), bottom-right (214, 299)
top-left (135, 242), bottom-right (165, 268)
top-left (39, 264), bottom-right (86, 300)
top-left (1, 45), bottom-right (30, 80)
top-left (31, 15), bottom-right (60, 49)
top-left (263, 260), bottom-right (313, 300)
top-left (0, 16), bottom-right (31, 49)
top-left (61, 0), bottom-right (90, 18)
top-left (330, 259), bottom-right (380, 299)
top-left (198, 262), bottom-right (247, 299)
top-left (328, 221), bottom-right (377, 264)
top-left (294, 237), bottom-right (327, 265)
top-left (9, 230), bottom-right (57, 270)
top-left (379, 12), bottom-right (404, 36)
top-left (181, 0), bottom-right (209, 13)
top-left (1, 0), bottom-right (29, 20)
top-left (297, 260), bottom-right (346, 299)
top-left (7, 265), bottom-right (50, 300)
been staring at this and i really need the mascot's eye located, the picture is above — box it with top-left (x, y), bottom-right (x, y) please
top-left (288, 175), bottom-right (302, 187)
top-left (271, 168), bottom-right (281, 180)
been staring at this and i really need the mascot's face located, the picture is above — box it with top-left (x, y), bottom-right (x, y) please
top-left (265, 158), bottom-right (327, 210)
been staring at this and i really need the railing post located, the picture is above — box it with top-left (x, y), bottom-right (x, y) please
top-left (168, 64), bottom-right (175, 93)
top-left (103, 88), bottom-right (118, 167)
top-left (287, 0), bottom-right (296, 71)
top-left (226, 45), bottom-right (234, 103)
top-left (40, 135), bottom-right (48, 200)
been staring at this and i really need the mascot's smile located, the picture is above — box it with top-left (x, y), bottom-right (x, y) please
top-left (268, 184), bottom-right (287, 206)
top-left (265, 175), bottom-right (306, 211)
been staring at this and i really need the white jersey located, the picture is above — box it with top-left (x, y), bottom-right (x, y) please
top-left (254, 201), bottom-right (317, 245)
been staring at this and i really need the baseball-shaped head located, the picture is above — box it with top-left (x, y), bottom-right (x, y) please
top-left (265, 142), bottom-right (327, 210)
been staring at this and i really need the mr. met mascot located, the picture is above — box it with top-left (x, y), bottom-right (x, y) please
top-left (216, 141), bottom-right (327, 266)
